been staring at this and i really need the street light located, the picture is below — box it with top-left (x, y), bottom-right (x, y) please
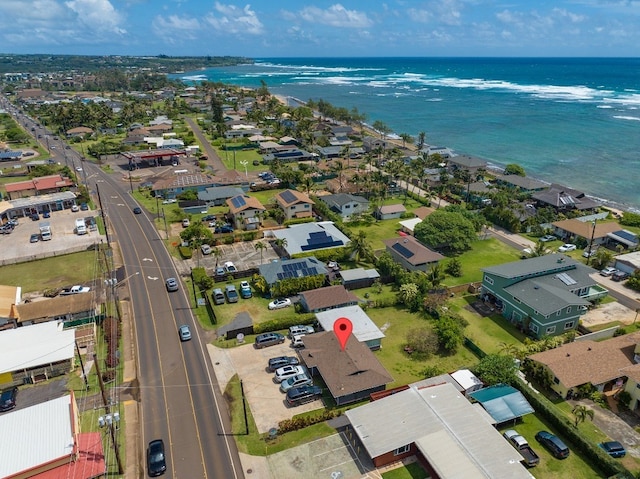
top-left (586, 219), bottom-right (597, 266)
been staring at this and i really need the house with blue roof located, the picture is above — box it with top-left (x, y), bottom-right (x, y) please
top-left (481, 254), bottom-right (608, 338)
top-left (319, 193), bottom-right (369, 219)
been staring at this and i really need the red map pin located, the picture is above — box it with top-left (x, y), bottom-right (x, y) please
top-left (333, 317), bottom-right (353, 351)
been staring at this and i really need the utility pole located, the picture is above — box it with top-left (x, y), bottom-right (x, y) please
top-left (94, 353), bottom-right (124, 474)
top-left (75, 341), bottom-right (89, 391)
top-left (95, 183), bottom-right (110, 245)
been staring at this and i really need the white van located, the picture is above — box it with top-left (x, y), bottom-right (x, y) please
top-left (75, 218), bottom-right (87, 235)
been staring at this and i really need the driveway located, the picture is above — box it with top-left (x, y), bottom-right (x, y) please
top-left (208, 341), bottom-right (324, 434)
top-left (183, 238), bottom-right (281, 276)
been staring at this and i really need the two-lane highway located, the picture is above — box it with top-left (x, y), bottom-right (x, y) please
top-left (91, 165), bottom-right (244, 478)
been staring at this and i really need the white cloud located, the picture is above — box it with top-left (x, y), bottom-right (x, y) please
top-left (65, 0), bottom-right (126, 35)
top-left (297, 4), bottom-right (373, 28)
top-left (152, 15), bottom-right (200, 40)
top-left (205, 2), bottom-right (264, 35)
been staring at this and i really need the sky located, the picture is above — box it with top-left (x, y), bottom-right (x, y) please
top-left (2, 1), bottom-right (640, 58)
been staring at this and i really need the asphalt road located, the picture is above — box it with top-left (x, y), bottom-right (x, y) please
top-left (87, 163), bottom-right (244, 478)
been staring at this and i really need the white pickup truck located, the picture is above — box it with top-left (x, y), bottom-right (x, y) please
top-left (60, 285), bottom-right (91, 295)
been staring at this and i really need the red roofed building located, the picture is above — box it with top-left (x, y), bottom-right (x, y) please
top-left (5, 175), bottom-right (75, 200)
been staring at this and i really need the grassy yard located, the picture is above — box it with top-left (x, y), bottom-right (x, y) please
top-left (382, 463), bottom-right (429, 479)
top-left (0, 250), bottom-right (105, 292)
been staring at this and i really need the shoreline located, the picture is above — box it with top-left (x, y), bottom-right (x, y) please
top-left (274, 94), bottom-right (634, 215)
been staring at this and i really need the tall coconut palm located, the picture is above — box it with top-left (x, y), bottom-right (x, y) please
top-left (254, 241), bottom-right (267, 264)
top-left (350, 230), bottom-right (373, 263)
top-left (571, 405), bottom-right (594, 427)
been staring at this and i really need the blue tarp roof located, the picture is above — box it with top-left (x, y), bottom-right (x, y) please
top-left (468, 384), bottom-right (535, 423)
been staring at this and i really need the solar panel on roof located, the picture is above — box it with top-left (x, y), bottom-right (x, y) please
top-left (280, 190), bottom-right (297, 203)
top-left (231, 196), bottom-right (246, 208)
top-left (615, 230), bottom-right (638, 242)
top-left (277, 273), bottom-right (284, 280)
top-left (308, 267), bottom-right (317, 275)
top-left (392, 242), bottom-right (415, 258)
top-left (556, 272), bottom-right (577, 286)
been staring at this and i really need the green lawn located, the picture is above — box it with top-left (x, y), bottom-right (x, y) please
top-left (0, 250), bottom-right (104, 292)
top-left (497, 413), bottom-right (605, 479)
top-left (382, 462), bottom-right (428, 479)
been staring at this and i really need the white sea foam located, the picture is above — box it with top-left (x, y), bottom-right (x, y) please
top-left (181, 75), bottom-right (207, 81)
top-left (254, 61), bottom-right (384, 73)
top-left (612, 115), bottom-right (640, 121)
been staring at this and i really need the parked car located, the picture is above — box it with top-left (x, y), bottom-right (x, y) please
top-left (268, 356), bottom-right (300, 372)
top-left (291, 335), bottom-right (306, 348)
top-left (535, 431), bottom-right (570, 459)
top-left (202, 214), bottom-right (217, 222)
top-left (540, 235), bottom-right (556, 242)
top-left (288, 325), bottom-right (314, 338)
top-left (600, 441), bottom-right (626, 458)
top-left (582, 248), bottom-right (598, 258)
top-left (30, 213), bottom-right (39, 221)
top-left (178, 325), bottom-right (192, 342)
top-left (225, 284), bottom-right (239, 303)
top-left (214, 224), bottom-right (234, 234)
top-left (274, 365), bottom-right (306, 383)
top-left (286, 385), bottom-right (323, 407)
top-left (269, 298), bottom-right (292, 310)
top-left (212, 288), bottom-right (225, 305)
top-left (215, 266), bottom-right (226, 276)
top-left (201, 244), bottom-right (212, 255)
top-left (600, 267), bottom-right (618, 277)
top-left (71, 205), bottom-right (80, 212)
top-left (280, 373), bottom-right (312, 393)
top-left (30, 233), bottom-right (40, 243)
top-left (162, 199), bottom-right (176, 204)
top-left (0, 387), bottom-right (18, 412)
top-left (80, 203), bottom-right (88, 211)
top-left (239, 280), bottom-right (252, 298)
top-left (181, 218), bottom-right (190, 228)
top-left (254, 332), bottom-right (285, 349)
top-left (147, 439), bottom-right (167, 476)
top-left (165, 277), bottom-right (179, 292)
top-left (612, 271), bottom-right (629, 282)
top-left (224, 261), bottom-right (237, 273)
top-left (558, 244), bottom-right (577, 252)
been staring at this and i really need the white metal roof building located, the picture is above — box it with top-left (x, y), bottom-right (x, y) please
top-left (345, 382), bottom-right (534, 477)
top-left (315, 305), bottom-right (385, 350)
top-left (0, 321), bottom-right (75, 387)
top-left (0, 394), bottom-right (77, 478)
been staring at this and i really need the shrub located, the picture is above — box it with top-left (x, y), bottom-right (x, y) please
top-left (277, 409), bottom-right (341, 434)
top-left (253, 314), bottom-right (316, 334)
top-left (179, 246), bottom-right (192, 259)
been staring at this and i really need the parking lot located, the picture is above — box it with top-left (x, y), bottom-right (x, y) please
top-left (209, 340), bottom-right (324, 434)
top-left (182, 237), bottom-right (281, 275)
top-left (0, 208), bottom-right (105, 265)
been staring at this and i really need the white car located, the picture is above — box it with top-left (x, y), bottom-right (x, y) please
top-left (224, 261), bottom-right (237, 273)
top-left (600, 267), bottom-right (618, 277)
top-left (540, 235), bottom-right (556, 242)
top-left (162, 199), bottom-right (177, 204)
top-left (268, 298), bottom-right (292, 310)
top-left (274, 365), bottom-right (305, 383)
top-left (558, 243), bottom-right (577, 252)
top-left (201, 244), bottom-right (212, 255)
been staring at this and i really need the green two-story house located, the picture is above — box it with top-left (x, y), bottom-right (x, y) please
top-left (481, 254), bottom-right (608, 339)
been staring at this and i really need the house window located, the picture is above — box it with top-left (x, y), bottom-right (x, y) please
top-left (345, 204), bottom-right (351, 209)
top-left (566, 307), bottom-right (572, 313)
top-left (546, 326), bottom-right (556, 334)
top-left (557, 311), bottom-right (561, 316)
top-left (484, 276), bottom-right (494, 285)
top-left (530, 324), bottom-right (539, 333)
top-left (553, 377), bottom-right (560, 384)
top-left (513, 297), bottom-right (521, 304)
top-left (394, 445), bottom-right (410, 456)
top-left (564, 321), bottom-right (574, 330)
top-left (304, 204), bottom-right (310, 208)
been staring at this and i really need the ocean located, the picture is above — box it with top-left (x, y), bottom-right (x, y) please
top-left (171, 58), bottom-right (640, 211)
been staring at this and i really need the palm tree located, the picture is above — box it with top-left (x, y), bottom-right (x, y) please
top-left (273, 237), bottom-right (288, 257)
top-left (349, 230), bottom-right (373, 263)
top-left (399, 133), bottom-right (414, 149)
top-left (571, 405), bottom-right (594, 427)
top-left (300, 176), bottom-right (315, 196)
top-left (417, 131), bottom-right (427, 151)
top-left (330, 159), bottom-right (345, 192)
top-left (212, 246), bottom-right (222, 270)
top-left (425, 263), bottom-right (446, 289)
top-left (254, 241), bottom-right (266, 264)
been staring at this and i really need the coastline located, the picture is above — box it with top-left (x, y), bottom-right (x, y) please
top-left (273, 93), bottom-right (632, 216)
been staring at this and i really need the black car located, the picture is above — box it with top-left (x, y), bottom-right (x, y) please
top-left (286, 385), bottom-right (323, 406)
top-left (535, 430), bottom-right (570, 459)
top-left (612, 271), bottom-right (629, 282)
top-left (133, 207), bottom-right (142, 215)
top-left (202, 214), bottom-right (217, 222)
top-left (0, 387), bottom-right (17, 412)
top-left (214, 224), bottom-right (234, 234)
top-left (268, 356), bottom-right (300, 372)
top-left (147, 439), bottom-right (167, 476)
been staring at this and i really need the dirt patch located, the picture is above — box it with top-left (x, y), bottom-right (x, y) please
top-left (581, 302), bottom-right (638, 328)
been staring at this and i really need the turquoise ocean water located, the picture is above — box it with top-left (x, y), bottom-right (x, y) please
top-left (172, 58), bottom-right (640, 211)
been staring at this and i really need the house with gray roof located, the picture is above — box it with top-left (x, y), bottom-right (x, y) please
top-left (198, 186), bottom-right (245, 206)
top-left (383, 236), bottom-right (445, 273)
top-left (447, 154), bottom-right (487, 174)
top-left (258, 257), bottom-right (328, 289)
top-left (319, 193), bottom-right (369, 218)
top-left (532, 183), bottom-right (600, 212)
top-left (481, 254), bottom-right (608, 338)
top-left (494, 174), bottom-right (548, 193)
top-left (344, 382), bottom-right (535, 476)
top-left (339, 267), bottom-right (380, 290)
top-left (271, 222), bottom-right (351, 256)
top-left (316, 305), bottom-right (385, 350)
top-left (375, 204), bottom-right (406, 220)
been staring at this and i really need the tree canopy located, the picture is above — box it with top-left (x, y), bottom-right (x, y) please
top-left (473, 354), bottom-right (518, 385)
top-left (414, 209), bottom-right (477, 253)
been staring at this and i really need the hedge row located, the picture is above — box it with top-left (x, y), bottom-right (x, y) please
top-left (514, 379), bottom-right (631, 478)
top-left (253, 314), bottom-right (316, 335)
top-left (277, 409), bottom-right (341, 434)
